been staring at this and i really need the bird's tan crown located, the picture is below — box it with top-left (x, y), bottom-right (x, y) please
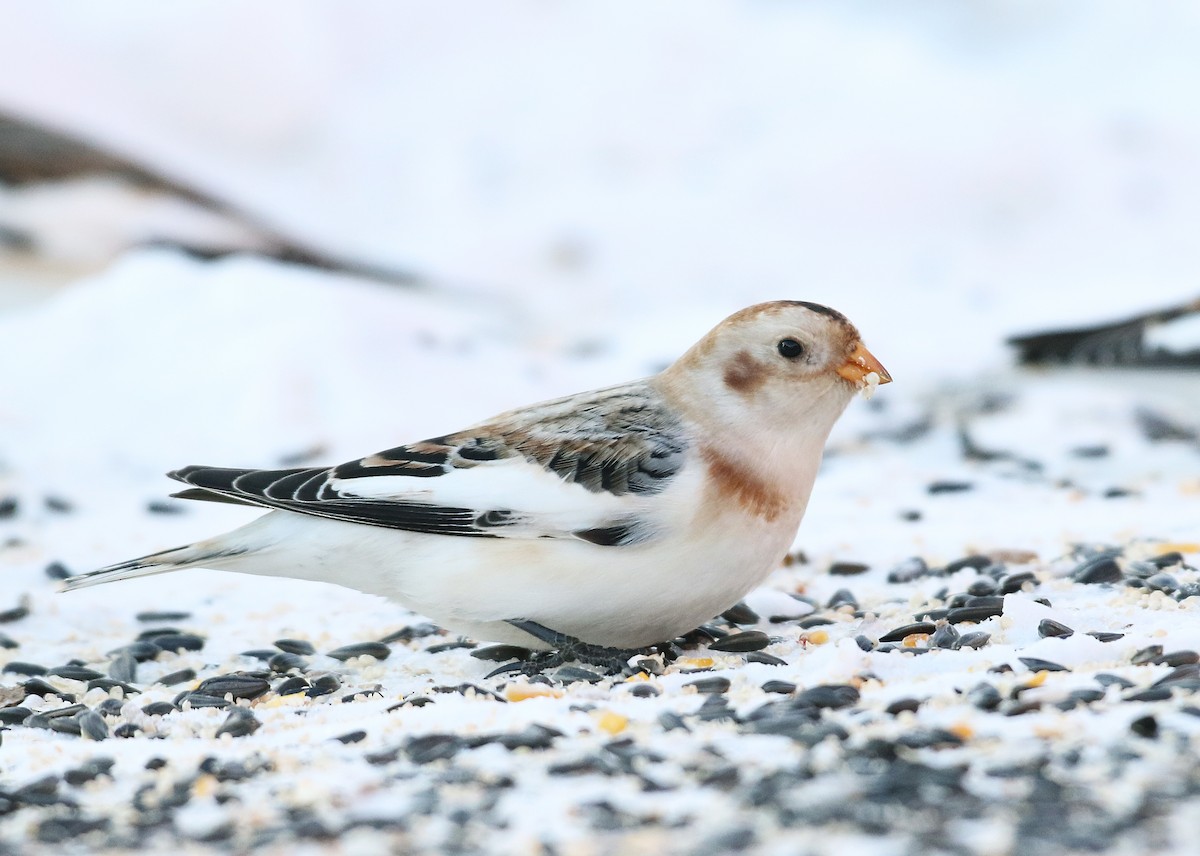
top-left (667, 300), bottom-right (862, 383)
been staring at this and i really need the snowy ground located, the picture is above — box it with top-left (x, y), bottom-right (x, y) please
top-left (1, 258), bottom-right (1198, 855)
top-left (2, 4), bottom-right (1200, 854)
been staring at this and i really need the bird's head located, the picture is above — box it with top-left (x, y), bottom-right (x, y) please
top-left (659, 300), bottom-right (891, 437)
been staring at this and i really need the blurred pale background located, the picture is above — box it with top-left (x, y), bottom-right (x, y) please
top-left (0, 1), bottom-right (1198, 487)
top-left (2, 3), bottom-right (1197, 321)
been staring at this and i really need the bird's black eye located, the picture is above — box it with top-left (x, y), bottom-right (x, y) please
top-left (777, 338), bottom-right (805, 360)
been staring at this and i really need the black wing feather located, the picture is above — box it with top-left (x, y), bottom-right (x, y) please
top-left (169, 465), bottom-right (503, 538)
top-left (166, 382), bottom-right (687, 543)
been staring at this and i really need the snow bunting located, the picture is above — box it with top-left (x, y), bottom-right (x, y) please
top-left (65, 301), bottom-right (889, 664)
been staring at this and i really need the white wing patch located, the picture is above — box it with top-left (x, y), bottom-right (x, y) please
top-left (330, 456), bottom-right (647, 536)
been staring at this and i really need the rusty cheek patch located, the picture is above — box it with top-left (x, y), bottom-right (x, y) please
top-left (701, 446), bottom-right (788, 522)
top-left (722, 350), bottom-right (769, 395)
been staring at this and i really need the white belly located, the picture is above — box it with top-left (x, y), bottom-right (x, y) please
top-left (215, 502), bottom-right (801, 649)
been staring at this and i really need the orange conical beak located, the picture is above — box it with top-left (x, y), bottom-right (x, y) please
top-left (836, 341), bottom-right (892, 385)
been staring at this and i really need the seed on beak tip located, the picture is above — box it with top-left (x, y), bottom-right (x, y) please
top-left (836, 341), bottom-right (891, 389)
top-left (861, 371), bottom-right (882, 400)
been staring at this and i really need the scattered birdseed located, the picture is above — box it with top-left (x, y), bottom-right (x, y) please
top-left (175, 693), bottom-right (231, 710)
top-left (930, 624), bottom-right (962, 649)
top-left (267, 652), bottom-right (307, 673)
top-left (1018, 658), bottom-right (1070, 673)
top-left (720, 602), bottom-right (760, 624)
top-left (745, 651), bottom-right (787, 666)
top-left (927, 481), bottom-right (974, 494)
top-left (796, 616), bottom-right (834, 628)
top-left (1072, 555), bottom-right (1124, 584)
top-left (966, 578), bottom-right (997, 596)
top-left (149, 633), bottom-right (205, 652)
top-left (1136, 408), bottom-right (1197, 443)
top-left (306, 675), bottom-right (341, 698)
top-left (195, 674), bottom-right (270, 701)
top-left (879, 622), bottom-right (936, 643)
top-left (78, 710), bottom-right (109, 741)
top-left (135, 611), bottom-right (192, 622)
top-left (958, 631), bottom-right (992, 649)
top-left (1131, 645), bottom-right (1164, 666)
top-left (1038, 619), bottom-right (1074, 638)
top-left (275, 677), bottom-right (309, 696)
top-left (1129, 714), bottom-right (1159, 739)
top-left (0, 707), bottom-right (32, 725)
top-left (215, 708), bottom-right (261, 738)
top-left (825, 589), bottom-right (858, 609)
top-left (554, 667), bottom-right (603, 684)
top-left (43, 562), bottom-right (71, 581)
top-left (1150, 551), bottom-right (1185, 568)
top-left (708, 631), bottom-right (770, 652)
top-left (628, 684), bottom-right (660, 698)
top-left (240, 649), bottom-right (278, 661)
top-left (686, 677), bottom-right (731, 695)
top-left (887, 557), bottom-right (930, 583)
top-left (157, 668), bottom-right (197, 687)
top-left (885, 697), bottom-right (922, 715)
top-left (828, 561), bottom-right (870, 576)
top-left (760, 680), bottom-right (796, 695)
top-left (1159, 650), bottom-right (1199, 666)
top-left (108, 651), bottom-right (137, 683)
top-left (326, 642), bottom-right (391, 661)
top-left (1000, 571), bottom-right (1038, 593)
top-left (947, 605), bottom-right (1003, 624)
top-left (47, 665), bottom-right (105, 681)
top-left (0, 600), bottom-right (30, 623)
top-left (470, 644), bottom-right (532, 662)
top-left (424, 639), bottom-right (475, 654)
top-left (1145, 573), bottom-right (1179, 593)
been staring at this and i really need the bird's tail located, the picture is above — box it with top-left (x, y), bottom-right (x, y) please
top-left (59, 542), bottom-right (248, 592)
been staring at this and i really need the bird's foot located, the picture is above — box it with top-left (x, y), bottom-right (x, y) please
top-left (484, 649), bottom-right (569, 679)
top-left (484, 619), bottom-right (674, 678)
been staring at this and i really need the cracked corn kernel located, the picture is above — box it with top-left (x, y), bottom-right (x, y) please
top-left (504, 684), bottom-right (561, 702)
top-left (193, 774), bottom-right (218, 799)
top-left (950, 723), bottom-right (974, 740)
top-left (597, 711), bottom-right (628, 735)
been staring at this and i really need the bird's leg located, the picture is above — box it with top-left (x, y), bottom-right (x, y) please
top-left (502, 619), bottom-right (667, 676)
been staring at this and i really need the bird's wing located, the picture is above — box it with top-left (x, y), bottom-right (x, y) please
top-left (169, 382), bottom-right (689, 545)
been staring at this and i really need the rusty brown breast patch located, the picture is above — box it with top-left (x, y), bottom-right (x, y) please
top-left (701, 445), bottom-right (789, 522)
top-left (722, 350), bottom-right (770, 395)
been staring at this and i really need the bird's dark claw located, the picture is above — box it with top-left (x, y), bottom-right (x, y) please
top-left (498, 619), bottom-right (676, 677)
top-left (484, 649), bottom-right (568, 679)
